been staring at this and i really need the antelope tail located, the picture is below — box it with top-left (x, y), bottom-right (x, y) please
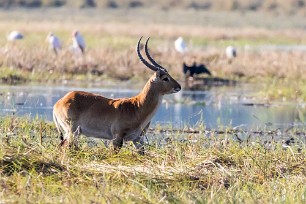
top-left (53, 110), bottom-right (64, 141)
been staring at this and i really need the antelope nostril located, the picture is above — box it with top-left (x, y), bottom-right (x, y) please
top-left (172, 84), bottom-right (181, 93)
top-left (174, 85), bottom-right (181, 92)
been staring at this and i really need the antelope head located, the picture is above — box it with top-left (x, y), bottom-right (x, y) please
top-left (137, 37), bottom-right (181, 95)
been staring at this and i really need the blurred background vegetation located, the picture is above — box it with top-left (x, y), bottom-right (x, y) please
top-left (0, 0), bottom-right (306, 16)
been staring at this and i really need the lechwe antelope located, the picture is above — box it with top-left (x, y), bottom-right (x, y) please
top-left (53, 37), bottom-right (181, 154)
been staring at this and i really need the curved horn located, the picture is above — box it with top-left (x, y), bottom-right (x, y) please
top-left (145, 37), bottom-right (167, 72)
top-left (136, 36), bottom-right (158, 72)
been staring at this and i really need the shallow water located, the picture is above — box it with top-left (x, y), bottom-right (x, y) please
top-left (0, 84), bottom-right (305, 130)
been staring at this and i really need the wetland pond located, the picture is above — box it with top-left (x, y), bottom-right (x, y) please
top-left (0, 84), bottom-right (305, 130)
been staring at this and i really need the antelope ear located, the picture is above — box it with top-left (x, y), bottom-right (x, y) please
top-left (156, 69), bottom-right (161, 78)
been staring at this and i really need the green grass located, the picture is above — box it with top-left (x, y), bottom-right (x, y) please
top-left (1, 116), bottom-right (306, 203)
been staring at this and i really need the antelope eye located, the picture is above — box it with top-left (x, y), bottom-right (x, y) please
top-left (162, 77), bottom-right (169, 81)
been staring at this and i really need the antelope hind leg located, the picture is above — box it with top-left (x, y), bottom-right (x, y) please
top-left (59, 130), bottom-right (71, 148)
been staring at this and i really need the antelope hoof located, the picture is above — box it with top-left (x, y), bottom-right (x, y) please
top-left (112, 143), bottom-right (123, 154)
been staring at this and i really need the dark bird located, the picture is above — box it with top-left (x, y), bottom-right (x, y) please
top-left (183, 62), bottom-right (212, 77)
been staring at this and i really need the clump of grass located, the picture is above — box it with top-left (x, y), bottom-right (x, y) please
top-left (0, 116), bottom-right (306, 203)
top-left (254, 76), bottom-right (306, 101)
top-left (0, 67), bottom-right (27, 85)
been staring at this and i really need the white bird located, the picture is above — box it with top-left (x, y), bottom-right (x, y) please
top-left (174, 37), bottom-right (187, 53)
top-left (47, 32), bottom-right (61, 55)
top-left (226, 46), bottom-right (237, 63)
top-left (72, 30), bottom-right (85, 55)
top-left (7, 31), bottom-right (24, 41)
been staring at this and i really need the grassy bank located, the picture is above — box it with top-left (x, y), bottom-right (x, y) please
top-left (0, 117), bottom-right (306, 203)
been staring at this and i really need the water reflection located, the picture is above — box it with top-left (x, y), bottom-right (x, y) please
top-left (0, 85), bottom-right (305, 130)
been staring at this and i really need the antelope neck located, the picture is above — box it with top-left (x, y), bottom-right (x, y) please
top-left (134, 79), bottom-right (162, 116)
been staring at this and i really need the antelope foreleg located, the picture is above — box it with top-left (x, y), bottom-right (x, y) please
top-left (133, 136), bottom-right (145, 155)
top-left (112, 136), bottom-right (123, 153)
top-left (71, 126), bottom-right (81, 150)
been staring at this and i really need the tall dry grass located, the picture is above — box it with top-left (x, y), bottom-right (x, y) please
top-left (2, 40), bottom-right (306, 83)
top-left (2, 0), bottom-right (306, 16)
